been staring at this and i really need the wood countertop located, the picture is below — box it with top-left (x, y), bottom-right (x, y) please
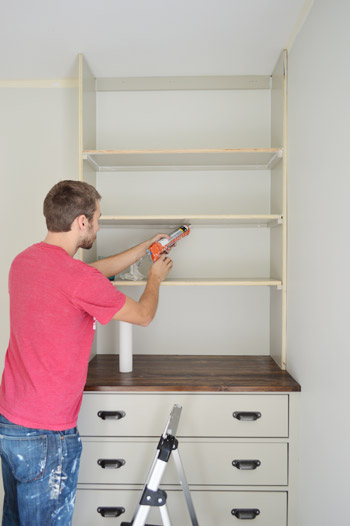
top-left (85, 355), bottom-right (301, 392)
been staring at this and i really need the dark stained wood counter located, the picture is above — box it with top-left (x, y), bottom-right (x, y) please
top-left (85, 355), bottom-right (301, 392)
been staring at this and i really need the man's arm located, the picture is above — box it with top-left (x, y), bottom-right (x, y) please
top-left (112, 255), bottom-right (172, 326)
top-left (89, 233), bottom-right (170, 278)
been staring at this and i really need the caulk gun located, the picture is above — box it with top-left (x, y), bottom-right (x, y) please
top-left (146, 225), bottom-right (190, 262)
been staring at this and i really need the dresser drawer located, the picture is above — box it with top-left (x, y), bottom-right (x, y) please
top-left (74, 489), bottom-right (287, 526)
top-left (78, 439), bottom-right (288, 486)
top-left (78, 393), bottom-right (289, 437)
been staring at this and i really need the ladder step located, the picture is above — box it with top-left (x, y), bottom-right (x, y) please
top-left (121, 405), bottom-right (198, 526)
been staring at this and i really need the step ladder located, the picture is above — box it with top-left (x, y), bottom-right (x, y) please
top-left (121, 404), bottom-right (199, 526)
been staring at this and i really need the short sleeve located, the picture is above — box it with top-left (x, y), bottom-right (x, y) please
top-left (72, 267), bottom-right (126, 325)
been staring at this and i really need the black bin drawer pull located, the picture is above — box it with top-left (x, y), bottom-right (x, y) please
top-left (97, 458), bottom-right (126, 469)
top-left (232, 459), bottom-right (261, 470)
top-left (232, 411), bottom-right (261, 421)
top-left (231, 508), bottom-right (260, 519)
top-left (97, 410), bottom-right (126, 421)
top-left (97, 506), bottom-right (125, 518)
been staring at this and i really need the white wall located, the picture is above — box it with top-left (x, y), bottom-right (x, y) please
top-left (0, 84), bottom-right (78, 369)
top-left (0, 84), bottom-right (78, 515)
top-left (287, 1), bottom-right (350, 524)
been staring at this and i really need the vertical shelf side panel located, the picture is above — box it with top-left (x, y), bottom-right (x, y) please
top-left (270, 50), bottom-right (287, 369)
top-left (79, 54), bottom-right (96, 156)
top-left (78, 54), bottom-right (98, 361)
top-left (78, 54), bottom-right (97, 264)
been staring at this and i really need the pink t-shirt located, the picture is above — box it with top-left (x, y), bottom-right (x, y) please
top-left (0, 242), bottom-right (126, 430)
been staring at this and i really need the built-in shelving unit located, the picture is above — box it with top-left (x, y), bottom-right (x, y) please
top-left (78, 50), bottom-right (287, 368)
top-left (76, 52), bottom-right (299, 526)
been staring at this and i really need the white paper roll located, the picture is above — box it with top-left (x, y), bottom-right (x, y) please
top-left (119, 321), bottom-right (133, 372)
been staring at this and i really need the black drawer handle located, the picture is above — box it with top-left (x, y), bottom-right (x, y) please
top-left (97, 458), bottom-right (125, 469)
top-left (231, 508), bottom-right (260, 519)
top-left (97, 506), bottom-right (125, 518)
top-left (97, 410), bottom-right (126, 421)
top-left (232, 459), bottom-right (261, 470)
top-left (232, 411), bottom-right (261, 421)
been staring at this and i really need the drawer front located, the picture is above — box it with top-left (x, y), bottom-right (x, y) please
top-left (74, 489), bottom-right (287, 526)
top-left (79, 439), bottom-right (288, 486)
top-left (78, 393), bottom-right (289, 437)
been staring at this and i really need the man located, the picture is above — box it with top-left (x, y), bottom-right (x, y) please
top-left (0, 180), bottom-right (173, 526)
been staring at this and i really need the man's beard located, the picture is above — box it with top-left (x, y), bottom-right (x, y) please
top-left (79, 231), bottom-right (96, 250)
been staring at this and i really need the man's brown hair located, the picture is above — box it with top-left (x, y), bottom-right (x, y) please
top-left (43, 180), bottom-right (101, 232)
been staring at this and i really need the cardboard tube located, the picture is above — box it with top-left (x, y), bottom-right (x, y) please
top-left (119, 321), bottom-right (133, 372)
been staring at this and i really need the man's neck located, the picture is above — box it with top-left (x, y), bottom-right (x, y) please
top-left (43, 232), bottom-right (78, 257)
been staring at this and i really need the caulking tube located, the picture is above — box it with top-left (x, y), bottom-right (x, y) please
top-left (119, 321), bottom-right (133, 372)
top-left (147, 225), bottom-right (190, 262)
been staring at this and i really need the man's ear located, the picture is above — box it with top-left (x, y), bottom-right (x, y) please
top-left (76, 214), bottom-right (87, 231)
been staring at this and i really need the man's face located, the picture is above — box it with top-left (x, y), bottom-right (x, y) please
top-left (79, 201), bottom-right (101, 250)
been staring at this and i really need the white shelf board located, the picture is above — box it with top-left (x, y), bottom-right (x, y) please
top-left (113, 278), bottom-right (283, 287)
top-left (83, 148), bottom-right (283, 171)
top-left (99, 214), bottom-right (282, 227)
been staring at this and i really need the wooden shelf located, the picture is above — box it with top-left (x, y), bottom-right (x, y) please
top-left (84, 355), bottom-right (301, 392)
top-left (99, 214), bottom-right (282, 227)
top-left (83, 148), bottom-right (283, 171)
top-left (113, 278), bottom-right (282, 287)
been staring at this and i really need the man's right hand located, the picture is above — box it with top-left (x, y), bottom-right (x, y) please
top-left (148, 254), bottom-right (173, 282)
top-left (113, 254), bottom-right (173, 326)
